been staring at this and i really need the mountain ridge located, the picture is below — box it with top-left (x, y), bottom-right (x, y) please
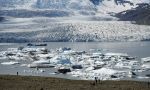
top-left (0, 0), bottom-right (149, 15)
top-left (116, 3), bottom-right (150, 25)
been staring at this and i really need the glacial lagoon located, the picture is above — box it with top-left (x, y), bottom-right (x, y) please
top-left (0, 42), bottom-right (150, 81)
top-left (0, 42), bottom-right (150, 58)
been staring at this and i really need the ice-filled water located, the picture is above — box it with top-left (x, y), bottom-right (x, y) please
top-left (0, 42), bottom-right (150, 81)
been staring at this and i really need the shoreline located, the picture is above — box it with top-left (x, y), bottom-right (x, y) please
top-left (0, 75), bottom-right (150, 90)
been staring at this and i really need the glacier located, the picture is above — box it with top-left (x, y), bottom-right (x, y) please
top-left (0, 17), bottom-right (150, 42)
top-left (0, 0), bottom-right (150, 42)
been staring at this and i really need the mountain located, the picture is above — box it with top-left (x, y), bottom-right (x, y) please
top-left (116, 3), bottom-right (150, 25)
top-left (0, 0), bottom-right (149, 18)
top-left (0, 0), bottom-right (150, 42)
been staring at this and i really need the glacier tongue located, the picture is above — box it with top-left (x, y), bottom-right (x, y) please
top-left (0, 17), bottom-right (150, 42)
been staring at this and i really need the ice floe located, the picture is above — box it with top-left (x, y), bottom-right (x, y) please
top-left (1, 61), bottom-right (20, 65)
top-left (0, 46), bottom-right (150, 80)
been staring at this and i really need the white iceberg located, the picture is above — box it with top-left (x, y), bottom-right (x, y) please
top-left (28, 63), bottom-right (55, 68)
top-left (50, 55), bottom-right (72, 65)
top-left (142, 63), bottom-right (150, 69)
top-left (91, 68), bottom-right (117, 75)
top-left (1, 61), bottom-right (20, 65)
top-left (141, 57), bottom-right (150, 63)
top-left (70, 67), bottom-right (126, 80)
top-left (105, 53), bottom-right (128, 57)
top-left (32, 59), bottom-right (50, 64)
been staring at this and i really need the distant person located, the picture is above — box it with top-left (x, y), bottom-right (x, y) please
top-left (17, 72), bottom-right (18, 76)
top-left (98, 78), bottom-right (101, 84)
top-left (95, 77), bottom-right (98, 84)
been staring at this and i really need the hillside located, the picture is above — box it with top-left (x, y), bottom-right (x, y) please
top-left (117, 3), bottom-right (150, 25)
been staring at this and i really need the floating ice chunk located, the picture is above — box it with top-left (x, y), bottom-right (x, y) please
top-left (37, 53), bottom-right (54, 59)
top-left (105, 53), bottom-right (128, 57)
top-left (23, 69), bottom-right (45, 73)
top-left (128, 71), bottom-right (137, 78)
top-left (69, 70), bottom-right (84, 77)
top-left (141, 57), bottom-right (150, 63)
top-left (49, 72), bottom-right (59, 75)
top-left (136, 76), bottom-right (150, 79)
top-left (62, 50), bottom-right (76, 55)
top-left (39, 69), bottom-right (45, 72)
top-left (70, 67), bottom-right (126, 80)
top-left (20, 64), bottom-right (28, 67)
top-left (32, 59), bottom-right (50, 64)
top-left (94, 61), bottom-right (105, 65)
top-left (85, 66), bottom-right (94, 71)
top-left (8, 56), bottom-right (21, 60)
top-left (0, 53), bottom-right (7, 60)
top-left (22, 47), bottom-right (46, 52)
top-left (92, 52), bottom-right (103, 57)
top-left (1, 61), bottom-right (20, 65)
top-left (28, 63), bottom-right (55, 68)
top-left (92, 68), bottom-right (117, 75)
top-left (115, 62), bottom-right (132, 69)
top-left (142, 63), bottom-right (150, 69)
top-left (50, 55), bottom-right (72, 65)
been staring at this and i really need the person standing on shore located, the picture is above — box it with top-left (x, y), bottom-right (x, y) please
top-left (95, 77), bottom-right (98, 84)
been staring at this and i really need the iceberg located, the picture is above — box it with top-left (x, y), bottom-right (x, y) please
top-left (70, 67), bottom-right (126, 80)
top-left (142, 63), bottom-right (150, 69)
top-left (141, 57), bottom-right (150, 63)
top-left (32, 59), bottom-right (50, 64)
top-left (0, 46), bottom-right (149, 80)
top-left (50, 55), bottom-right (72, 65)
top-left (28, 63), bottom-right (55, 68)
top-left (1, 61), bottom-right (20, 65)
top-left (105, 53), bottom-right (128, 57)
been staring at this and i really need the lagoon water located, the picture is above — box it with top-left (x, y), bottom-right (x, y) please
top-left (0, 41), bottom-right (150, 58)
top-left (0, 42), bottom-right (150, 80)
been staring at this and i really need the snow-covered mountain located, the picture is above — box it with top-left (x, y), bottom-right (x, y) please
top-left (0, 0), bottom-right (149, 15)
top-left (117, 3), bottom-right (150, 25)
top-left (0, 0), bottom-right (150, 42)
top-left (96, 0), bottom-right (150, 14)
